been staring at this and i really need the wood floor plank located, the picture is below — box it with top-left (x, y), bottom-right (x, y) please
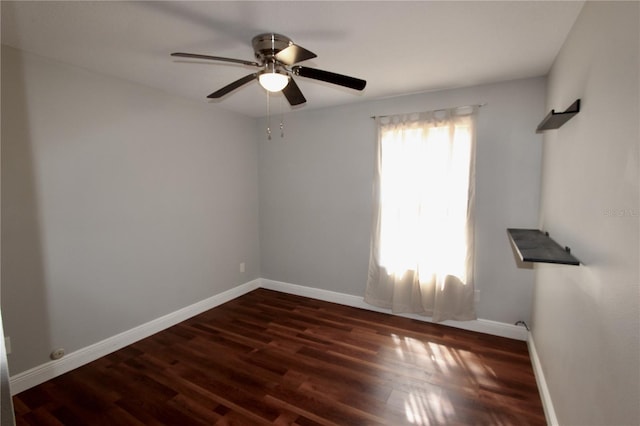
top-left (13, 288), bottom-right (545, 425)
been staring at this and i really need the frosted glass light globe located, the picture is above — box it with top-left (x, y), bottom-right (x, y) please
top-left (259, 72), bottom-right (289, 92)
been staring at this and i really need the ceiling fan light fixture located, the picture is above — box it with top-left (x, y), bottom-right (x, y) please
top-left (259, 71), bottom-right (289, 92)
top-left (259, 69), bottom-right (289, 92)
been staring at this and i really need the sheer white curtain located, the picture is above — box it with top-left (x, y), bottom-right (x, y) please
top-left (365, 106), bottom-right (478, 322)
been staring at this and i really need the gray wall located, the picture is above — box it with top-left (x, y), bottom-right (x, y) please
top-left (532, 2), bottom-right (639, 424)
top-left (1, 46), bottom-right (261, 375)
top-left (259, 77), bottom-right (546, 325)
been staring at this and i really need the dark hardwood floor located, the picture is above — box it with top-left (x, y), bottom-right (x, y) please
top-left (13, 289), bottom-right (545, 425)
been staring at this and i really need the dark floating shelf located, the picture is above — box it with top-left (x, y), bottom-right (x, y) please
top-left (536, 99), bottom-right (580, 133)
top-left (507, 228), bottom-right (580, 266)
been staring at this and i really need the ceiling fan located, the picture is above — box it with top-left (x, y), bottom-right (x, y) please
top-left (171, 33), bottom-right (367, 106)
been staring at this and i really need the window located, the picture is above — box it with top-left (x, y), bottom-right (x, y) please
top-left (365, 106), bottom-right (478, 322)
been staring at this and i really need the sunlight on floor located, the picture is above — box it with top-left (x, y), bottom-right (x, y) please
top-left (404, 390), bottom-right (455, 425)
top-left (389, 333), bottom-right (501, 424)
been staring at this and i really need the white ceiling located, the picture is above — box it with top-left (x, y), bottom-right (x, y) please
top-left (1, 1), bottom-right (583, 117)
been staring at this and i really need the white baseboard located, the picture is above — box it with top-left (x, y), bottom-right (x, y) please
top-left (527, 332), bottom-right (558, 426)
top-left (10, 277), bottom-right (527, 395)
top-left (260, 279), bottom-right (528, 341)
top-left (9, 279), bottom-right (261, 395)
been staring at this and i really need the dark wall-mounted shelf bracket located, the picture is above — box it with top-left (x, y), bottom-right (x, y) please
top-left (507, 228), bottom-right (580, 266)
top-left (536, 99), bottom-right (580, 133)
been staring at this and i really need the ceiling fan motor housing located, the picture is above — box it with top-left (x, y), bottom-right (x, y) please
top-left (252, 33), bottom-right (292, 63)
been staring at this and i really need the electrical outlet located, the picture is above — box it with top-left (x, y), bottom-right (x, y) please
top-left (50, 348), bottom-right (65, 360)
top-left (4, 337), bottom-right (10, 355)
top-left (240, 262), bottom-right (246, 273)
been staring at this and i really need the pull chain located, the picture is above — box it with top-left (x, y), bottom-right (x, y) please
top-left (279, 95), bottom-right (284, 138)
top-left (266, 91), bottom-right (272, 140)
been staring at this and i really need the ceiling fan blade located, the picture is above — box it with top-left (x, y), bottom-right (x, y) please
top-left (171, 52), bottom-right (260, 67)
top-left (275, 44), bottom-right (317, 65)
top-left (282, 77), bottom-right (306, 106)
top-left (292, 66), bottom-right (366, 91)
top-left (207, 73), bottom-right (258, 98)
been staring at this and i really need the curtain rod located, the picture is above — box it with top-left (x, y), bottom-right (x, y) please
top-left (370, 103), bottom-right (487, 119)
